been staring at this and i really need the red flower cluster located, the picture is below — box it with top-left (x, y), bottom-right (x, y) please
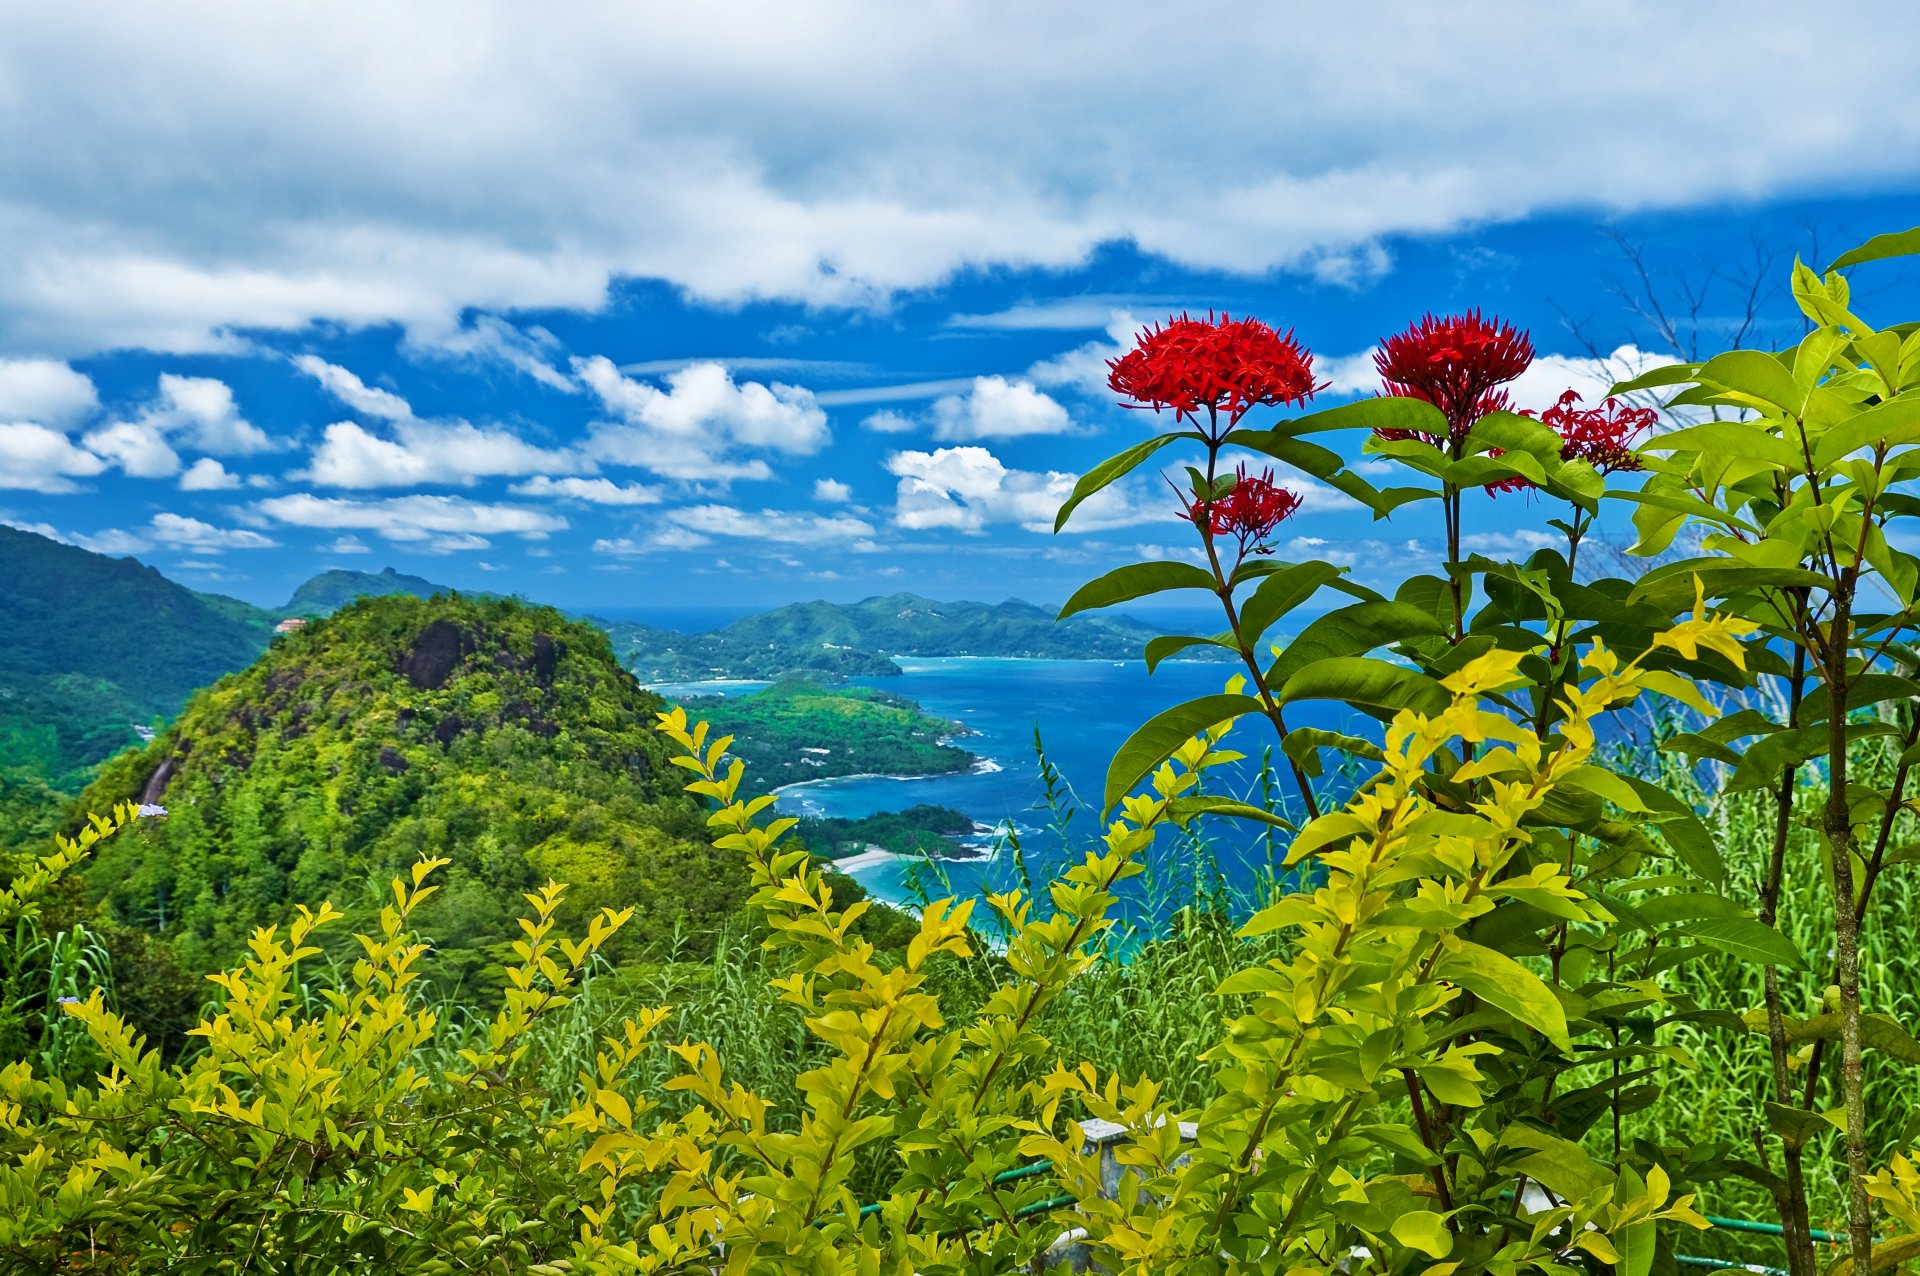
top-left (1183, 465), bottom-right (1303, 553)
top-left (1109, 312), bottom-right (1319, 435)
top-left (1488, 390), bottom-right (1659, 495)
top-left (1373, 310), bottom-right (1534, 446)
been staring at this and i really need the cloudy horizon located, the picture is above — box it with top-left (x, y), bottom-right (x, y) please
top-left (4, 1), bottom-right (1917, 611)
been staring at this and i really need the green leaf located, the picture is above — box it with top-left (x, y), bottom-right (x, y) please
top-left (1104, 693), bottom-right (1265, 812)
top-left (1144, 632), bottom-right (1235, 673)
top-left (1831, 226), bottom-right (1920, 271)
top-left (1165, 794), bottom-right (1295, 831)
top-left (1238, 561), bottom-right (1346, 648)
top-left (1642, 420), bottom-right (1801, 467)
top-left (1275, 657), bottom-right (1449, 719)
top-left (1266, 600), bottom-right (1447, 685)
top-left (1609, 361), bottom-right (1701, 396)
top-left (1613, 1219), bottom-right (1656, 1276)
top-left (1812, 396), bottom-right (1920, 467)
top-left (1689, 918), bottom-right (1808, 970)
top-left (1256, 394), bottom-right (1449, 439)
top-left (1504, 1124), bottom-right (1612, 1202)
top-left (1282, 726), bottom-right (1385, 778)
top-left (1697, 348), bottom-right (1808, 415)
top-left (1389, 1210), bottom-right (1452, 1259)
top-left (1054, 433), bottom-right (1193, 532)
top-left (1058, 560), bottom-right (1218, 619)
top-left (1232, 431), bottom-right (1431, 518)
top-left (1436, 941), bottom-right (1571, 1051)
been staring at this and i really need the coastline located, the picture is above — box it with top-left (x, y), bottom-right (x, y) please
top-left (770, 754), bottom-right (1003, 798)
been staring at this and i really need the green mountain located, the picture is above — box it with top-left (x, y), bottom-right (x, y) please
top-left (599, 591), bottom-right (1225, 681)
top-left (0, 525), bottom-right (276, 789)
top-left (76, 594), bottom-right (732, 983)
top-left (284, 566), bottom-right (460, 615)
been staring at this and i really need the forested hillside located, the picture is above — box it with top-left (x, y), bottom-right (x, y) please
top-left (283, 565), bottom-right (462, 615)
top-left (75, 594), bottom-right (734, 985)
top-left (602, 591), bottom-right (1216, 680)
top-left (0, 525), bottom-right (275, 789)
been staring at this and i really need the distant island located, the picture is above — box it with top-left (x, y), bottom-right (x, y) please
top-left (596, 591), bottom-right (1226, 681)
top-left (679, 679), bottom-right (978, 784)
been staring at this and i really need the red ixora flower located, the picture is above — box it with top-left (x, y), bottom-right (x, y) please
top-left (1183, 465), bottom-right (1303, 553)
top-left (1488, 390), bottom-right (1659, 495)
top-left (1373, 310), bottom-right (1534, 447)
top-left (1109, 312), bottom-right (1319, 435)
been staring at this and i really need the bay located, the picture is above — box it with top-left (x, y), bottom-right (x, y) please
top-left (653, 657), bottom-right (1369, 928)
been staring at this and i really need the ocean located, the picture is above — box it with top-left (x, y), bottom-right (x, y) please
top-left (650, 657), bottom-right (1367, 928)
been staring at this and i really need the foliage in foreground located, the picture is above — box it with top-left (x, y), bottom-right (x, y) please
top-left (9, 228), bottom-right (1920, 1273)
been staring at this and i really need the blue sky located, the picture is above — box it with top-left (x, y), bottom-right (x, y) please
top-left (3, 3), bottom-right (1918, 614)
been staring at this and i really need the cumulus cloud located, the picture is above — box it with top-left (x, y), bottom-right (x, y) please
top-left (576, 356), bottom-right (828, 482)
top-left (178, 456), bottom-right (241, 490)
top-left (304, 418), bottom-right (582, 488)
top-left (0, 358), bottom-right (98, 427)
top-left (860, 409), bottom-right (917, 434)
top-left (813, 477), bottom-right (852, 503)
top-left (0, 422), bottom-right (110, 492)
top-left (886, 445), bottom-right (1161, 534)
top-left (509, 475), bottom-right (664, 504)
top-left (81, 419), bottom-right (180, 478)
top-left (254, 492), bottom-right (568, 541)
top-left (1026, 311), bottom-right (1142, 401)
top-left (930, 376), bottom-right (1073, 441)
top-left (148, 511), bottom-right (278, 550)
top-left (320, 534), bottom-right (371, 554)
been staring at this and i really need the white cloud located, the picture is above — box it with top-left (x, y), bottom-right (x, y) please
top-left (400, 316), bottom-right (573, 391)
top-left (1026, 311), bottom-right (1141, 401)
top-left (82, 419), bottom-right (180, 478)
top-left (255, 492), bottom-right (568, 541)
top-left (178, 456), bottom-right (241, 490)
top-left (422, 532), bottom-right (490, 553)
top-left (1462, 529), bottom-right (1562, 555)
top-left (154, 374), bottom-right (272, 453)
top-left (509, 475), bottom-right (664, 504)
top-left (860, 409), bottom-right (918, 434)
top-left (0, 422), bottom-right (110, 492)
top-left (304, 418), bottom-right (582, 488)
top-left (70, 526), bottom-right (154, 554)
top-left (1313, 343), bottom-right (1680, 411)
top-left (886, 445), bottom-right (1161, 534)
top-left (676, 504), bottom-right (876, 545)
top-left (293, 355), bottom-right (412, 419)
top-left (813, 477), bottom-right (852, 503)
top-left (576, 356), bottom-right (828, 482)
top-left (594, 527), bottom-right (713, 555)
top-left (320, 534), bottom-right (371, 554)
top-left (0, 358), bottom-right (98, 427)
top-left (931, 376), bottom-right (1073, 441)
top-left (148, 511), bottom-right (277, 550)
top-left (6, 5), bottom-right (1920, 356)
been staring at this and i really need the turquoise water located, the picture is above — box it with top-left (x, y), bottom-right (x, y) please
top-left (655, 657), bottom-right (1366, 925)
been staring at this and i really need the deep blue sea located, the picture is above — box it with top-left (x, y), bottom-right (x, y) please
top-left (650, 657), bottom-right (1367, 928)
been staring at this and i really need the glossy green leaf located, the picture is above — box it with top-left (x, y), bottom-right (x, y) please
top-left (1104, 693), bottom-right (1265, 812)
top-left (1054, 432), bottom-right (1194, 532)
top-left (1266, 600), bottom-right (1447, 686)
top-left (1831, 225), bottom-right (1920, 271)
top-left (1239, 561), bottom-right (1346, 648)
top-left (1143, 631), bottom-right (1236, 673)
top-left (1275, 657), bottom-right (1449, 719)
top-left (1812, 396), bottom-right (1920, 467)
top-left (1436, 941), bottom-right (1571, 1051)
top-left (1697, 348), bottom-right (1808, 415)
top-left (1058, 560), bottom-right (1218, 619)
top-left (1689, 918), bottom-right (1808, 969)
